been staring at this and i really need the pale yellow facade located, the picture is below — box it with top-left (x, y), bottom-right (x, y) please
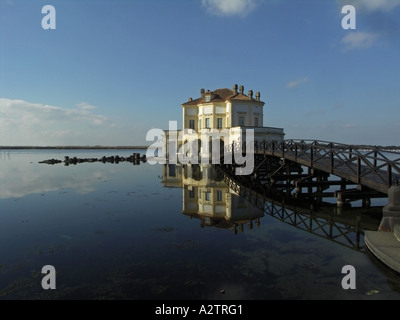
top-left (163, 84), bottom-right (285, 160)
top-left (182, 84), bottom-right (283, 135)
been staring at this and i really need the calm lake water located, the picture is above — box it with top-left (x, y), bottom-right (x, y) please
top-left (1, 149), bottom-right (400, 300)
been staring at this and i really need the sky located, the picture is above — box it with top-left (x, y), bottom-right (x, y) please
top-left (0, 0), bottom-right (399, 146)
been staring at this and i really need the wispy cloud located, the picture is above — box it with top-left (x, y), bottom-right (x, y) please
top-left (201, 0), bottom-right (261, 17)
top-left (361, 0), bottom-right (400, 11)
top-left (341, 32), bottom-right (379, 50)
top-left (0, 98), bottom-right (108, 126)
top-left (337, 0), bottom-right (400, 12)
top-left (337, 0), bottom-right (400, 50)
top-left (76, 102), bottom-right (97, 111)
top-left (0, 98), bottom-right (111, 145)
top-left (286, 77), bottom-right (309, 89)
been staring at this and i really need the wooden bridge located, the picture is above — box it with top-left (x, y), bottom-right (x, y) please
top-left (254, 140), bottom-right (400, 194)
top-left (219, 139), bottom-right (400, 273)
top-left (224, 139), bottom-right (400, 208)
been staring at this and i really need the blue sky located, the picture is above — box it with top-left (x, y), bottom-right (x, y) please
top-left (0, 0), bottom-right (399, 146)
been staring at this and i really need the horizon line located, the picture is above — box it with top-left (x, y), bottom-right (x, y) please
top-left (0, 145), bottom-right (150, 150)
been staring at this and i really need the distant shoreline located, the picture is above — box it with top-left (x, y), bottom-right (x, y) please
top-left (0, 145), bottom-right (399, 152)
top-left (0, 146), bottom-right (150, 150)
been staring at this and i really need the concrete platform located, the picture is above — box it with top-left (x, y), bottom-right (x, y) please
top-left (365, 226), bottom-right (400, 274)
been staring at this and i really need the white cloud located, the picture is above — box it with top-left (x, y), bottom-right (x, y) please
top-left (336, 0), bottom-right (399, 50)
top-left (358, 0), bottom-right (400, 12)
top-left (341, 32), bottom-right (379, 50)
top-left (337, 0), bottom-right (400, 12)
top-left (286, 77), bottom-right (309, 89)
top-left (40, 130), bottom-right (83, 138)
top-left (0, 98), bottom-right (111, 145)
top-left (201, 0), bottom-right (261, 17)
top-left (76, 102), bottom-right (97, 111)
top-left (0, 98), bottom-right (108, 126)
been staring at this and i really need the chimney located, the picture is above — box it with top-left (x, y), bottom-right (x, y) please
top-left (233, 84), bottom-right (238, 94)
top-left (256, 91), bottom-right (260, 101)
top-left (248, 90), bottom-right (253, 99)
top-left (201, 88), bottom-right (205, 98)
top-left (239, 85), bottom-right (244, 94)
top-left (188, 97), bottom-right (193, 102)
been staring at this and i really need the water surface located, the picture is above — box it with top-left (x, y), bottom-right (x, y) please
top-left (1, 149), bottom-right (400, 300)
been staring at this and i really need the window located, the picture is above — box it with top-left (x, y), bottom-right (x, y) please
top-left (205, 118), bottom-right (211, 129)
top-left (169, 164), bottom-right (176, 177)
top-left (205, 95), bottom-right (211, 102)
top-left (189, 119), bottom-right (195, 130)
top-left (217, 118), bottom-right (223, 129)
top-left (217, 190), bottom-right (223, 202)
top-left (254, 117), bottom-right (259, 127)
top-left (205, 191), bottom-right (211, 201)
top-left (239, 116), bottom-right (245, 126)
top-left (189, 188), bottom-right (195, 199)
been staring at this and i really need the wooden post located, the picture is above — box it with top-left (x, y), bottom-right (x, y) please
top-left (337, 191), bottom-right (344, 208)
top-left (232, 142), bottom-right (235, 165)
top-left (355, 216), bottom-right (361, 249)
top-left (272, 141), bottom-right (275, 157)
top-left (263, 140), bottom-right (266, 156)
top-left (388, 163), bottom-right (393, 187)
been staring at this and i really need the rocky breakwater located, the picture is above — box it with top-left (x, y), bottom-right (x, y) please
top-left (39, 153), bottom-right (146, 165)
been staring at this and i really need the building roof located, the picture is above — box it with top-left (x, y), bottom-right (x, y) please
top-left (182, 85), bottom-right (265, 106)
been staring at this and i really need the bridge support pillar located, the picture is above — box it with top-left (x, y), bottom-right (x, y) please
top-left (337, 191), bottom-right (344, 208)
top-left (336, 191), bottom-right (350, 208)
top-left (362, 197), bottom-right (371, 209)
top-left (379, 185), bottom-right (400, 232)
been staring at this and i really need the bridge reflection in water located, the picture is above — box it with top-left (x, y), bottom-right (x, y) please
top-left (162, 163), bottom-right (382, 253)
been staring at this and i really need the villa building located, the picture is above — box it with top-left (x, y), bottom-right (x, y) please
top-left (163, 84), bottom-right (284, 161)
top-left (183, 84), bottom-right (274, 130)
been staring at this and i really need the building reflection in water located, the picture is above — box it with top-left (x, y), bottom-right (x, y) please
top-left (161, 162), bottom-right (382, 252)
top-left (162, 163), bottom-right (264, 234)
